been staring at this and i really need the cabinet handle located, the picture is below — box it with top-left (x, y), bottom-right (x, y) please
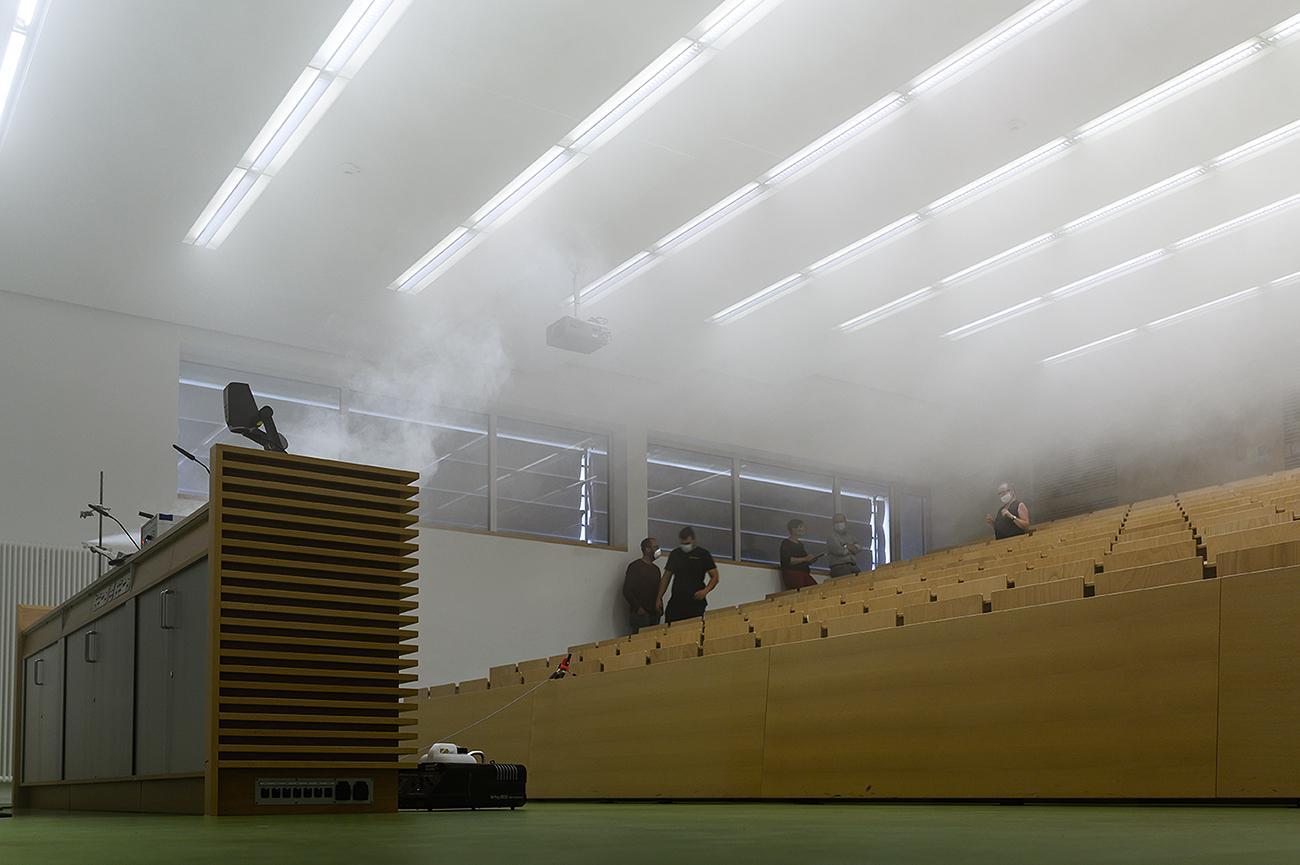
top-left (84, 630), bottom-right (99, 663)
top-left (160, 588), bottom-right (175, 630)
top-left (34, 658), bottom-right (44, 686)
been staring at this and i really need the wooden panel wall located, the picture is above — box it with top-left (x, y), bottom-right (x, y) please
top-left (529, 650), bottom-right (772, 798)
top-left (418, 581), bottom-right (1263, 800)
top-left (761, 582), bottom-right (1220, 798)
top-left (1216, 567), bottom-right (1300, 797)
top-left (208, 445), bottom-right (421, 815)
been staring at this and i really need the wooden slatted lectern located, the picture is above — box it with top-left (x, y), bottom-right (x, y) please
top-left (10, 445), bottom-right (420, 814)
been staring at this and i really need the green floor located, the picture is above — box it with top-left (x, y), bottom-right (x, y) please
top-left (1, 803), bottom-right (1297, 865)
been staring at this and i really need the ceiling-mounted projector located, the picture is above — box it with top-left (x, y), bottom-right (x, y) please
top-left (547, 316), bottom-right (611, 354)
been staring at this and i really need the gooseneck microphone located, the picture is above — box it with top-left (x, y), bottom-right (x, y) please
top-left (86, 503), bottom-right (141, 550)
top-left (173, 443), bottom-right (212, 475)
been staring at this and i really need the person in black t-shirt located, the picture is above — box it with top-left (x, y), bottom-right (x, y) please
top-left (656, 526), bottom-right (719, 623)
top-left (986, 481), bottom-right (1031, 539)
top-left (779, 518), bottom-right (821, 590)
top-left (623, 537), bottom-right (663, 633)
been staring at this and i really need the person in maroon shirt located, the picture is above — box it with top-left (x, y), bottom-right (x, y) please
top-left (623, 537), bottom-right (662, 633)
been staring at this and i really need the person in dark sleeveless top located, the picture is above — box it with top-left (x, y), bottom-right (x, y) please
top-left (779, 518), bottom-right (821, 590)
top-left (986, 482), bottom-right (1030, 539)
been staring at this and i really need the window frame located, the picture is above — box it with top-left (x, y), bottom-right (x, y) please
top-left (176, 362), bottom-right (621, 549)
top-left (646, 436), bottom-right (910, 569)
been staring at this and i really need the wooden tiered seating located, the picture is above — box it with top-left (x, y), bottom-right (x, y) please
top-left (425, 469), bottom-right (1300, 691)
top-left (990, 577), bottom-right (1086, 611)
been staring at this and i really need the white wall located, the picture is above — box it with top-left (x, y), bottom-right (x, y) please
top-left (414, 527), bottom-right (781, 686)
top-left (0, 292), bottom-right (180, 547)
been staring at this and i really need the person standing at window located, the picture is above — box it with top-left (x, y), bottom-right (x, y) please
top-left (656, 527), bottom-right (719, 623)
top-left (825, 512), bottom-right (862, 578)
top-left (623, 537), bottom-right (663, 633)
top-left (779, 518), bottom-right (821, 590)
top-left (986, 482), bottom-right (1031, 539)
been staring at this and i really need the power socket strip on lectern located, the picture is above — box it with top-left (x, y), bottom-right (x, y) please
top-left (255, 778), bottom-right (374, 806)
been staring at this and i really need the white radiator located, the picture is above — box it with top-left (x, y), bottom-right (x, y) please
top-left (0, 544), bottom-right (98, 783)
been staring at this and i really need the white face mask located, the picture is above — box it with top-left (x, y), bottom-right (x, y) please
top-left (833, 522), bottom-right (846, 532)
top-left (679, 542), bottom-right (694, 553)
top-left (999, 492), bottom-right (1013, 504)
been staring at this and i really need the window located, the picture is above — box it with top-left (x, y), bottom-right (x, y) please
top-left (646, 444), bottom-right (904, 567)
top-left (495, 418), bottom-right (609, 544)
top-left (178, 362), bottom-right (341, 496)
top-left (344, 394), bottom-right (489, 531)
top-left (178, 365), bottom-right (610, 544)
top-left (646, 445), bottom-right (734, 559)
top-left (840, 479), bottom-right (891, 570)
top-left (739, 461), bottom-right (834, 570)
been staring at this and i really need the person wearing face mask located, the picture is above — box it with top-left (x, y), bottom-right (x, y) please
top-left (825, 513), bottom-right (863, 578)
top-left (623, 537), bottom-right (664, 633)
top-left (986, 482), bottom-right (1031, 539)
top-left (656, 526), bottom-right (720, 623)
top-left (779, 518), bottom-right (822, 590)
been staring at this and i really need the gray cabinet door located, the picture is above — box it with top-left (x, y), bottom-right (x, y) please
top-left (21, 640), bottom-right (64, 783)
top-left (135, 559), bottom-right (209, 776)
top-left (64, 601), bottom-right (136, 780)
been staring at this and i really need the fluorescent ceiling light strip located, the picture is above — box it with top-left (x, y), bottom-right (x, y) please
top-left (15, 1), bottom-right (39, 26)
top-left (837, 287), bottom-right (935, 332)
top-left (586, 0), bottom-right (1078, 307)
top-left (808, 14), bottom-right (1298, 324)
top-left (184, 0), bottom-right (410, 248)
top-left (1211, 118), bottom-right (1300, 167)
top-left (1267, 269), bottom-right (1300, 288)
top-left (392, 227), bottom-right (475, 295)
top-left (940, 232), bottom-right (1056, 285)
top-left (944, 296), bottom-right (1045, 339)
top-left (809, 214), bottom-right (923, 274)
top-left (1265, 12), bottom-right (1300, 42)
top-left (247, 75), bottom-right (335, 174)
top-left (937, 121), bottom-right (1300, 288)
top-left (319, 0), bottom-right (398, 76)
top-left (956, 194), bottom-right (1300, 340)
top-left (831, 103), bottom-right (1300, 339)
top-left (761, 93), bottom-right (908, 185)
top-left (574, 252), bottom-right (656, 306)
top-left (926, 138), bottom-right (1071, 215)
top-left (1172, 192), bottom-right (1300, 249)
top-left (710, 273), bottom-right (805, 323)
top-left (1041, 329), bottom-right (1138, 364)
top-left (1074, 40), bottom-right (1265, 141)
top-left (655, 182), bottom-right (765, 252)
top-left (567, 40), bottom-right (704, 152)
top-left (1145, 286), bottom-right (1259, 329)
top-left (0, 30), bottom-right (27, 124)
top-left (1060, 167), bottom-right (1205, 233)
top-left (0, 0), bottom-right (46, 145)
top-left (472, 146), bottom-right (576, 230)
top-left (391, 0), bottom-right (775, 295)
top-left (907, 0), bottom-right (1077, 94)
top-left (698, 0), bottom-right (769, 44)
top-left (1046, 249), bottom-right (1167, 300)
top-left (205, 174), bottom-right (271, 248)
